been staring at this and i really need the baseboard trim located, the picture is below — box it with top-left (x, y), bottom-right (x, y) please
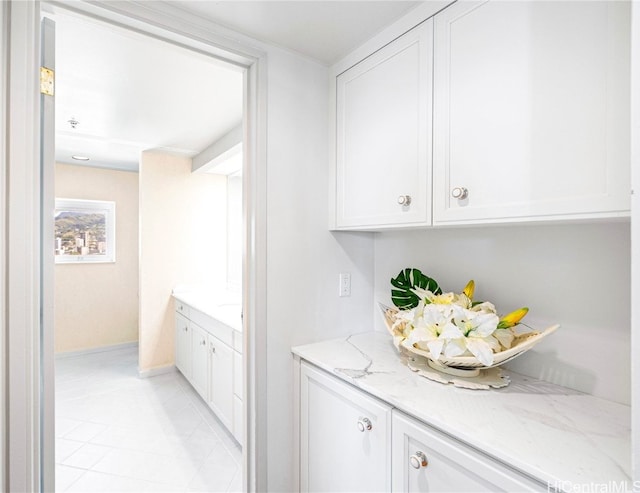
top-left (55, 341), bottom-right (138, 359)
top-left (138, 364), bottom-right (176, 378)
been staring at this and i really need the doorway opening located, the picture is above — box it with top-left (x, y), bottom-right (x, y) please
top-left (48, 5), bottom-right (247, 492)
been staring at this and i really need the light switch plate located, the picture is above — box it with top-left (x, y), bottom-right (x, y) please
top-left (339, 273), bottom-right (351, 297)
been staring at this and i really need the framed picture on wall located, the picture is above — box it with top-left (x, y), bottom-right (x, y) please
top-left (54, 198), bottom-right (116, 263)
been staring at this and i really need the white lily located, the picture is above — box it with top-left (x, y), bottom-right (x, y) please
top-left (470, 301), bottom-right (497, 314)
top-left (391, 275), bottom-right (530, 368)
top-left (404, 304), bottom-right (457, 361)
top-left (447, 307), bottom-right (499, 365)
top-left (464, 338), bottom-right (498, 366)
top-left (493, 328), bottom-right (515, 349)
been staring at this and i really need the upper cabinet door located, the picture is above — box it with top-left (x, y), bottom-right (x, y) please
top-left (433, 1), bottom-right (630, 224)
top-left (335, 19), bottom-right (433, 230)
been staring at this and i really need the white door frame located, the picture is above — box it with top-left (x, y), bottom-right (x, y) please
top-left (2, 1), bottom-right (268, 491)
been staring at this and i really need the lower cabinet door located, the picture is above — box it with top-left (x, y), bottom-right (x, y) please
top-left (175, 312), bottom-right (191, 379)
top-left (191, 323), bottom-right (209, 399)
top-left (300, 362), bottom-right (392, 492)
top-left (391, 411), bottom-right (543, 492)
top-left (233, 395), bottom-right (243, 444)
top-left (209, 335), bottom-right (234, 430)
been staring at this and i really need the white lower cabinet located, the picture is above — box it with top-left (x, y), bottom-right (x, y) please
top-left (191, 323), bottom-right (209, 398)
top-left (174, 312), bottom-right (191, 380)
top-left (208, 334), bottom-right (234, 431)
top-left (392, 411), bottom-right (541, 492)
top-left (233, 395), bottom-right (243, 444)
top-left (300, 362), bottom-right (392, 492)
top-left (299, 362), bottom-right (544, 492)
top-left (174, 299), bottom-right (242, 443)
top-left (233, 351), bottom-right (243, 443)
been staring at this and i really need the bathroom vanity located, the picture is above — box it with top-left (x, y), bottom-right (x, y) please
top-left (173, 288), bottom-right (243, 443)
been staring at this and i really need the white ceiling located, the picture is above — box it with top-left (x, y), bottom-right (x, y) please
top-left (54, 10), bottom-right (244, 171)
top-left (169, 1), bottom-right (421, 65)
top-left (53, 1), bottom-right (420, 171)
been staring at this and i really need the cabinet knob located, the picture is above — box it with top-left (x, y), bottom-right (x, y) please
top-left (409, 451), bottom-right (428, 469)
top-left (357, 417), bottom-right (372, 432)
top-left (451, 187), bottom-right (468, 200)
top-left (397, 195), bottom-right (412, 206)
top-left (211, 343), bottom-right (216, 353)
top-left (200, 339), bottom-right (206, 346)
top-left (183, 326), bottom-right (188, 332)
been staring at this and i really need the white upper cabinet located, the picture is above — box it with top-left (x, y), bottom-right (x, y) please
top-left (432, 0), bottom-right (630, 224)
top-left (335, 19), bottom-right (433, 229)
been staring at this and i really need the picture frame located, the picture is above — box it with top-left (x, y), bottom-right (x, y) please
top-left (54, 198), bottom-right (116, 263)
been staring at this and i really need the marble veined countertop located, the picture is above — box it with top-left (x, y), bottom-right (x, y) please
top-left (292, 332), bottom-right (631, 491)
top-left (172, 286), bottom-right (242, 332)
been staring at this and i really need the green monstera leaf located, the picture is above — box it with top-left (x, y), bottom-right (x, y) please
top-left (390, 268), bottom-right (442, 309)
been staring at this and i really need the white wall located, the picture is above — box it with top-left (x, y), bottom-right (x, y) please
top-left (374, 221), bottom-right (630, 405)
top-left (0, 2), bottom-right (6, 487)
top-left (264, 48), bottom-right (376, 492)
top-left (54, 163), bottom-right (139, 353)
top-left (630, 0), bottom-right (639, 481)
top-left (139, 151), bottom-right (227, 372)
top-left (226, 173), bottom-right (242, 291)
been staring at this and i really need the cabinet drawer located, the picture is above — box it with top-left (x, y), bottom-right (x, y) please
top-left (190, 306), bottom-right (234, 347)
top-left (174, 300), bottom-right (190, 319)
top-left (392, 410), bottom-right (543, 492)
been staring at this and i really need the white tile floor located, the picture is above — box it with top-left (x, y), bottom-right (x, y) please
top-left (55, 346), bottom-right (243, 492)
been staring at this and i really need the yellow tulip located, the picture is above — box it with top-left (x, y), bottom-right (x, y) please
top-left (497, 307), bottom-right (529, 329)
top-left (462, 280), bottom-right (475, 300)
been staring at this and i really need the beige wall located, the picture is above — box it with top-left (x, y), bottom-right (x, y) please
top-left (139, 151), bottom-right (227, 372)
top-left (54, 163), bottom-right (139, 353)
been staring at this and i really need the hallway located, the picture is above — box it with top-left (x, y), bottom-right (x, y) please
top-left (54, 346), bottom-right (242, 492)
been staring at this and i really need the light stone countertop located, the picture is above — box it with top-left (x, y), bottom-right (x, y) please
top-left (292, 331), bottom-right (631, 492)
top-left (172, 287), bottom-right (242, 332)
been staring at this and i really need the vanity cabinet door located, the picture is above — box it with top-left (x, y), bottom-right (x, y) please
top-left (392, 411), bottom-right (543, 492)
top-left (432, 0), bottom-right (630, 224)
top-left (232, 350), bottom-right (243, 443)
top-left (233, 395), bottom-right (243, 444)
top-left (191, 323), bottom-right (209, 399)
top-left (208, 335), bottom-right (234, 431)
top-left (175, 312), bottom-right (191, 380)
top-left (335, 19), bottom-right (433, 230)
top-left (300, 362), bottom-right (392, 492)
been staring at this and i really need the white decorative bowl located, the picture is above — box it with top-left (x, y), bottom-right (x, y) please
top-left (380, 303), bottom-right (559, 376)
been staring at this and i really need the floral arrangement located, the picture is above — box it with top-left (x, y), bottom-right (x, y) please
top-left (388, 268), bottom-right (529, 367)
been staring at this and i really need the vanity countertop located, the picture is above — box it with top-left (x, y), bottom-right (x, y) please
top-left (292, 331), bottom-right (631, 491)
top-left (172, 287), bottom-right (242, 332)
